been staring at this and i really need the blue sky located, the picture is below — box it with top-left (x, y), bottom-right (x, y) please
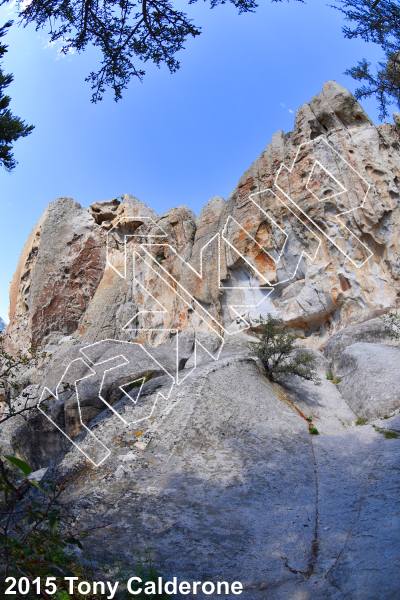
top-left (0, 0), bottom-right (387, 321)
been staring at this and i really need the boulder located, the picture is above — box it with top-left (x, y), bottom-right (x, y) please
top-left (10, 340), bottom-right (191, 468)
top-left (89, 198), bottom-right (121, 226)
top-left (336, 343), bottom-right (400, 419)
top-left (323, 318), bottom-right (398, 371)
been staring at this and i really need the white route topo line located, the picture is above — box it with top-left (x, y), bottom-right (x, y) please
top-left (38, 137), bottom-right (373, 465)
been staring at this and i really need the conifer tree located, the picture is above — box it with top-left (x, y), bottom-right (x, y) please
top-left (2, 0), bottom-right (399, 115)
top-left (3, 0), bottom-right (302, 103)
top-left (334, 0), bottom-right (400, 118)
top-left (0, 21), bottom-right (34, 172)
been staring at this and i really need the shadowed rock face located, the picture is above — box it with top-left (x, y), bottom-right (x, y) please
top-left (10, 340), bottom-right (191, 470)
top-left (41, 351), bottom-right (400, 600)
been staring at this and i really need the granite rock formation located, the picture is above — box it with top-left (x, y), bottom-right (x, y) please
top-left (2, 81), bottom-right (400, 599)
top-left (41, 345), bottom-right (400, 600)
top-left (7, 197), bottom-right (105, 352)
top-left (6, 82), bottom-right (400, 353)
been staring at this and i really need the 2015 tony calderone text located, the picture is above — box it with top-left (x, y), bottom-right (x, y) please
top-left (4, 576), bottom-right (243, 597)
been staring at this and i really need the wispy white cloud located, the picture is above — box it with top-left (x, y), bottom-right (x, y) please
top-left (6, 0), bottom-right (32, 12)
top-left (41, 36), bottom-right (75, 60)
top-left (5, 0), bottom-right (16, 16)
top-left (280, 103), bottom-right (294, 114)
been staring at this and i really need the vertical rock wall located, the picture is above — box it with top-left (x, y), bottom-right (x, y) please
top-left (6, 81), bottom-right (400, 352)
top-left (7, 198), bottom-right (106, 351)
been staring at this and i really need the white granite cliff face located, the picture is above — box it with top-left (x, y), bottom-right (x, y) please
top-left (6, 81), bottom-right (400, 355)
top-left (68, 91), bottom-right (400, 350)
top-left (2, 82), bottom-right (400, 600)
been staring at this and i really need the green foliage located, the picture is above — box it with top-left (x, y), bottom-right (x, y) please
top-left (383, 430), bottom-right (398, 438)
top-left (0, 458), bottom-right (80, 597)
top-left (0, 456), bottom-right (169, 599)
top-left (126, 375), bottom-right (151, 391)
top-left (0, 21), bottom-right (34, 170)
top-left (374, 425), bottom-right (399, 438)
top-left (380, 309), bottom-right (400, 340)
top-left (4, 454), bottom-right (34, 478)
top-left (6, 455), bottom-right (49, 497)
top-left (0, 332), bottom-right (50, 426)
top-left (308, 424), bottom-right (319, 435)
top-left (333, 1), bottom-right (400, 118)
top-left (249, 314), bottom-right (321, 385)
top-left (356, 417), bottom-right (368, 425)
top-left (326, 371), bottom-right (341, 384)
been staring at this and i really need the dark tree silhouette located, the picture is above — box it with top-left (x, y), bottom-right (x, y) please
top-left (2, 1), bottom-right (399, 115)
top-left (1, 0), bottom-right (303, 103)
top-left (333, 0), bottom-right (400, 118)
top-left (0, 22), bottom-right (34, 171)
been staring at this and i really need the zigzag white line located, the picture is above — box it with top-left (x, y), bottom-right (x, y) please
top-left (38, 136), bottom-right (375, 466)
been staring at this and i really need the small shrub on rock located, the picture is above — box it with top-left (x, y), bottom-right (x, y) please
top-left (0, 333), bottom-right (50, 425)
top-left (0, 456), bottom-right (82, 597)
top-left (249, 314), bottom-right (321, 385)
